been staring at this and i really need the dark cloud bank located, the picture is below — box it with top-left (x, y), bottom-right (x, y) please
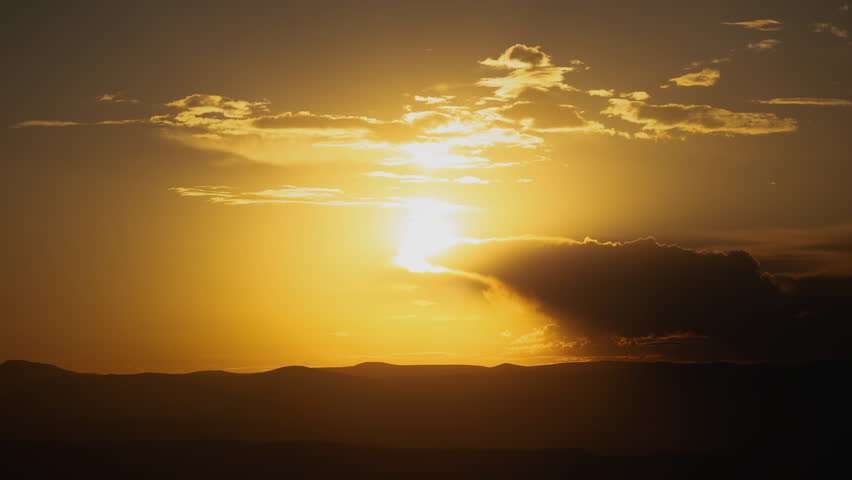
top-left (436, 238), bottom-right (851, 363)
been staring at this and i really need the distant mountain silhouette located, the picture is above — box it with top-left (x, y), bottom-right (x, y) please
top-left (0, 359), bottom-right (79, 394)
top-left (321, 361), bottom-right (490, 377)
top-left (0, 359), bottom-right (844, 461)
top-left (491, 362), bottom-right (526, 371)
top-left (0, 359), bottom-right (75, 378)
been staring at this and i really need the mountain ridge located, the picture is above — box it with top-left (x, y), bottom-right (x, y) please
top-left (0, 358), bottom-right (842, 453)
top-left (1, 358), bottom-right (751, 378)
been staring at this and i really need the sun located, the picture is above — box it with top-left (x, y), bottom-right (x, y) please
top-left (394, 199), bottom-right (463, 273)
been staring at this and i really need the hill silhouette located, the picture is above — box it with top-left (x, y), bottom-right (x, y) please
top-left (321, 361), bottom-right (490, 377)
top-left (0, 359), bottom-right (843, 477)
top-left (0, 359), bottom-right (76, 378)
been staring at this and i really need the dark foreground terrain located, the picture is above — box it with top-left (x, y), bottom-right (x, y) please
top-left (0, 360), bottom-right (845, 477)
top-left (0, 440), bottom-right (824, 478)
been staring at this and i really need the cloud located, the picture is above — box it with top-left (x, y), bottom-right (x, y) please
top-left (366, 171), bottom-right (445, 183)
top-left (153, 94), bottom-right (435, 145)
top-left (811, 23), bottom-right (849, 39)
top-left (756, 97), bottom-right (852, 107)
top-left (249, 186), bottom-right (343, 198)
top-left (166, 94), bottom-right (269, 120)
top-left (620, 91), bottom-right (650, 101)
top-left (170, 185), bottom-right (386, 206)
top-left (747, 39), bottom-right (781, 52)
top-left (614, 331), bottom-right (710, 347)
top-left (680, 223), bottom-right (852, 276)
top-left (414, 95), bottom-right (455, 104)
top-left (479, 44), bottom-right (555, 69)
top-left (15, 44), bottom-right (805, 168)
top-left (478, 44), bottom-right (583, 99)
top-left (152, 96), bottom-right (459, 163)
top-left (478, 68), bottom-right (576, 100)
top-left (250, 112), bottom-right (381, 131)
top-left (498, 95), bottom-right (614, 134)
top-left (365, 171), bottom-right (490, 184)
top-left (667, 68), bottom-right (720, 87)
top-left (12, 119), bottom-right (142, 128)
top-left (433, 237), bottom-right (851, 362)
top-left (170, 185), bottom-right (473, 213)
top-left (689, 57), bottom-right (732, 68)
top-left (587, 89), bottom-right (614, 97)
top-left (439, 237), bottom-right (777, 339)
top-left (453, 176), bottom-right (489, 184)
top-left (251, 111), bottom-right (432, 144)
top-left (722, 19), bottom-right (783, 31)
top-left (602, 99), bottom-right (797, 136)
top-left (12, 120), bottom-right (81, 128)
top-left (97, 92), bottom-right (140, 104)
top-left (150, 93), bottom-right (545, 167)
top-left (248, 109), bottom-right (475, 147)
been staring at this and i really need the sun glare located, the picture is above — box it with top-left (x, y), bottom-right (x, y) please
top-left (386, 143), bottom-right (489, 169)
top-left (394, 199), bottom-right (462, 273)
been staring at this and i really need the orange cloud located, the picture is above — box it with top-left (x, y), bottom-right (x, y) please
top-left (603, 99), bottom-right (797, 136)
top-left (747, 39), bottom-right (781, 52)
top-left (667, 68), bottom-right (720, 87)
top-left (756, 97), bottom-right (852, 107)
top-left (722, 19), bottom-right (783, 31)
top-left (812, 22), bottom-right (849, 39)
top-left (477, 44), bottom-right (583, 99)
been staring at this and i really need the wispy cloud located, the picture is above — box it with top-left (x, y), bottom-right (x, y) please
top-left (366, 171), bottom-right (446, 183)
top-left (413, 95), bottom-right (455, 104)
top-left (13, 43), bottom-right (809, 164)
top-left (620, 91), bottom-right (650, 101)
top-left (454, 176), bottom-right (489, 184)
top-left (170, 185), bottom-right (473, 212)
top-left (812, 22), bottom-right (849, 39)
top-left (493, 92), bottom-right (616, 135)
top-left (365, 171), bottom-right (491, 185)
top-left (667, 68), bottom-right (720, 87)
top-left (170, 185), bottom-right (385, 206)
top-left (587, 89), bottom-right (614, 97)
top-left (250, 186), bottom-right (343, 198)
top-left (602, 99), bottom-right (797, 136)
top-left (747, 39), bottom-right (782, 52)
top-left (477, 44), bottom-right (584, 99)
top-left (12, 119), bottom-right (142, 128)
top-left (756, 97), bottom-right (852, 107)
top-left (722, 19), bottom-right (783, 31)
top-left (12, 120), bottom-right (81, 127)
top-left (97, 92), bottom-right (141, 104)
top-left (688, 57), bottom-right (732, 68)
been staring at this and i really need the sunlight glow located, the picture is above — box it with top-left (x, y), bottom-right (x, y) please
top-left (394, 199), bottom-right (463, 273)
top-left (388, 143), bottom-right (489, 169)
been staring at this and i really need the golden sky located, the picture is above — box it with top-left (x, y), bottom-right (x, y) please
top-left (3, 0), bottom-right (852, 372)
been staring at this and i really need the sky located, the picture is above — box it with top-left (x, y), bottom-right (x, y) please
top-left (2, 0), bottom-right (851, 372)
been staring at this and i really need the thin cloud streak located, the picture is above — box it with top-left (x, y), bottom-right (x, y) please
top-left (756, 97), bottom-right (852, 106)
top-left (722, 19), bottom-right (783, 31)
top-left (667, 68), bottom-right (720, 87)
top-left (747, 39), bottom-right (782, 52)
top-left (170, 185), bottom-right (474, 212)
